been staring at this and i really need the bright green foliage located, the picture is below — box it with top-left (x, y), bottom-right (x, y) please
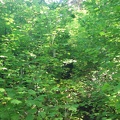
top-left (0, 0), bottom-right (120, 119)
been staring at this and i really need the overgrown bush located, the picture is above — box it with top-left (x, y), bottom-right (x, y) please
top-left (0, 0), bottom-right (119, 119)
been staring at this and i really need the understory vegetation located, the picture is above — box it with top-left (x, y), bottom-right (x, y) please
top-left (0, 0), bottom-right (120, 119)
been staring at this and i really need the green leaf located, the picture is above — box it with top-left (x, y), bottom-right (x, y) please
top-left (101, 83), bottom-right (111, 92)
top-left (0, 88), bottom-right (5, 92)
top-left (38, 112), bottom-right (46, 119)
top-left (28, 89), bottom-right (36, 95)
top-left (11, 114), bottom-right (19, 120)
top-left (11, 99), bottom-right (22, 105)
top-left (68, 106), bottom-right (77, 112)
top-left (68, 104), bottom-right (79, 112)
top-left (26, 114), bottom-right (34, 120)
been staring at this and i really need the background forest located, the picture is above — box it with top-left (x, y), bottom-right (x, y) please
top-left (0, 0), bottom-right (120, 120)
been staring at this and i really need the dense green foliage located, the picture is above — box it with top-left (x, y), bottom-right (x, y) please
top-left (0, 0), bottom-right (120, 119)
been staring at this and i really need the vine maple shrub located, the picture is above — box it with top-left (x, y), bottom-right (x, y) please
top-left (0, 0), bottom-right (120, 119)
